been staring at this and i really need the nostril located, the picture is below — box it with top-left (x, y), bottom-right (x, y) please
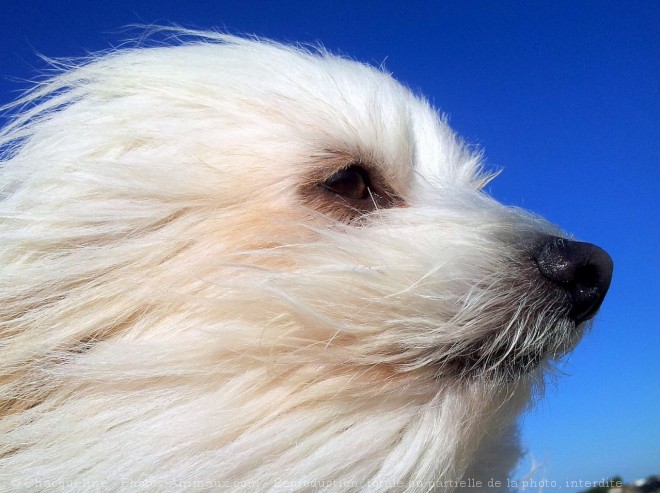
top-left (574, 263), bottom-right (599, 287)
top-left (533, 236), bottom-right (613, 325)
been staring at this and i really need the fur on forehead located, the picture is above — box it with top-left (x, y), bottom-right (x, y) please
top-left (3, 30), bottom-right (487, 200)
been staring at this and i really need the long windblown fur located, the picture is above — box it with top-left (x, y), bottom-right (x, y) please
top-left (1, 31), bottom-right (586, 492)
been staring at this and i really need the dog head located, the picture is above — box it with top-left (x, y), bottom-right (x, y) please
top-left (0, 32), bottom-right (612, 489)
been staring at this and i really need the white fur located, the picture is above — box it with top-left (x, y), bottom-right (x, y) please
top-left (1, 31), bottom-right (580, 492)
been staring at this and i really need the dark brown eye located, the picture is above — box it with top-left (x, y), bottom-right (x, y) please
top-left (322, 165), bottom-right (370, 199)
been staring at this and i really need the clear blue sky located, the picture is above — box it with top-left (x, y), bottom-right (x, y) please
top-left (2, 1), bottom-right (658, 490)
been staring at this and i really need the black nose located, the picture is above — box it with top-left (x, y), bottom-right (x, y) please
top-left (533, 236), bottom-right (613, 325)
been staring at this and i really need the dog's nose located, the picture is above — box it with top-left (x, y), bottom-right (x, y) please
top-left (533, 236), bottom-right (613, 325)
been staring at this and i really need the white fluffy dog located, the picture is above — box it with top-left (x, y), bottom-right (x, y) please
top-left (0, 31), bottom-right (612, 492)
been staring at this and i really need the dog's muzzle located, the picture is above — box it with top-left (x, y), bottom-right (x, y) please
top-left (533, 235), bottom-right (613, 325)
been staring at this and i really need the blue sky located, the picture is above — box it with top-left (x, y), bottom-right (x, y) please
top-left (2, 1), bottom-right (658, 490)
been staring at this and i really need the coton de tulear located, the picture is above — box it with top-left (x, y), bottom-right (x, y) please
top-left (0, 31), bottom-right (612, 492)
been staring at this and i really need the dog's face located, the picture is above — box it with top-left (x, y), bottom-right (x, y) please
top-left (0, 33), bottom-right (612, 489)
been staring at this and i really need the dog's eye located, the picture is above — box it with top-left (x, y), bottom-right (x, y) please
top-left (301, 158), bottom-right (405, 223)
top-left (322, 165), bottom-right (370, 200)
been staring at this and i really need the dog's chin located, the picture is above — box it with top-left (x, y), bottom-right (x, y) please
top-left (437, 351), bottom-right (542, 382)
top-left (434, 317), bottom-right (580, 383)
